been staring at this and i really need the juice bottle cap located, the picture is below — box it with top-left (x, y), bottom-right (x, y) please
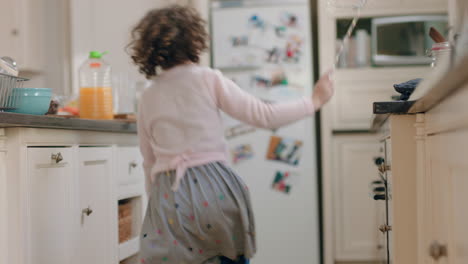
top-left (89, 51), bottom-right (108, 59)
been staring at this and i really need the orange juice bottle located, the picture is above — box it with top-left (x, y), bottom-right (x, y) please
top-left (79, 51), bottom-right (114, 119)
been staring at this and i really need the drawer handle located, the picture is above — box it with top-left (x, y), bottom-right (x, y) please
top-left (129, 161), bottom-right (138, 174)
top-left (82, 206), bottom-right (93, 216)
top-left (429, 241), bottom-right (447, 260)
top-left (51, 153), bottom-right (63, 163)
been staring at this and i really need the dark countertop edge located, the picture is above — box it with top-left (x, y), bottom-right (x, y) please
top-left (373, 100), bottom-right (416, 115)
top-left (332, 129), bottom-right (374, 135)
top-left (409, 55), bottom-right (468, 114)
top-left (0, 112), bottom-right (137, 134)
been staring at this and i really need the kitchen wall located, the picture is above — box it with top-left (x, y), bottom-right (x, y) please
top-left (5, 0), bottom-right (203, 97)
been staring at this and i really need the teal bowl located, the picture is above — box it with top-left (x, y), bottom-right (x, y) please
top-left (7, 88), bottom-right (52, 115)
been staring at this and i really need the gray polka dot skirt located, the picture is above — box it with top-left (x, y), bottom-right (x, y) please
top-left (139, 162), bottom-right (256, 264)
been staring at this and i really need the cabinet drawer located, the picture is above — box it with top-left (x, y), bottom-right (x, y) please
top-left (117, 147), bottom-right (144, 186)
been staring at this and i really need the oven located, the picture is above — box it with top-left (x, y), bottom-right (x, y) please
top-left (371, 138), bottom-right (393, 264)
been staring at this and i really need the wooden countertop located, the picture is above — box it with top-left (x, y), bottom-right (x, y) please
top-left (0, 112), bottom-right (137, 133)
top-left (371, 54), bottom-right (468, 131)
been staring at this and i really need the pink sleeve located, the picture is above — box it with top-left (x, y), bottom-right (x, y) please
top-left (137, 103), bottom-right (156, 196)
top-left (206, 69), bottom-right (315, 129)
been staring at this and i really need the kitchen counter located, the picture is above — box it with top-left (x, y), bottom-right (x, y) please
top-left (0, 112), bottom-right (137, 133)
top-left (371, 54), bottom-right (468, 131)
top-left (367, 53), bottom-right (468, 264)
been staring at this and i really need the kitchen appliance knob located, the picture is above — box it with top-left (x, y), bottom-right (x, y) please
top-left (374, 194), bottom-right (386, 200)
top-left (82, 206), bottom-right (93, 216)
top-left (429, 241), bottom-right (447, 260)
top-left (372, 180), bottom-right (384, 185)
top-left (373, 187), bottom-right (386, 192)
top-left (51, 153), bottom-right (63, 163)
top-left (374, 157), bottom-right (385, 166)
top-left (378, 224), bottom-right (392, 233)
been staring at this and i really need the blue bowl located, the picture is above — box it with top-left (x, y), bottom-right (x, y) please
top-left (7, 88), bottom-right (52, 115)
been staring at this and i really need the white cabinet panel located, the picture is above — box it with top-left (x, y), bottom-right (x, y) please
top-left (77, 147), bottom-right (114, 264)
top-left (117, 147), bottom-right (144, 186)
top-left (27, 147), bottom-right (74, 264)
top-left (333, 134), bottom-right (383, 261)
top-left (0, 0), bottom-right (22, 65)
top-left (328, 0), bottom-right (446, 17)
top-left (426, 130), bottom-right (468, 264)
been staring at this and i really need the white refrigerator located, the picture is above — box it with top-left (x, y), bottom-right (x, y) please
top-left (211, 1), bottom-right (320, 263)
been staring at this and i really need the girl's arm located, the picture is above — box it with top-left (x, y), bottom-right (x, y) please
top-left (207, 69), bottom-right (333, 129)
top-left (137, 104), bottom-right (156, 196)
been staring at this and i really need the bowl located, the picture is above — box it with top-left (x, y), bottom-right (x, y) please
top-left (7, 88), bottom-right (52, 115)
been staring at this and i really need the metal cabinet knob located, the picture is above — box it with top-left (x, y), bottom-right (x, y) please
top-left (51, 152), bottom-right (63, 163)
top-left (130, 161), bottom-right (137, 168)
top-left (379, 224), bottom-right (392, 233)
top-left (82, 206), bottom-right (93, 216)
top-left (429, 241), bottom-right (447, 260)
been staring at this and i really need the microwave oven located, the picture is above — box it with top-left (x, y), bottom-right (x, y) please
top-left (371, 15), bottom-right (448, 66)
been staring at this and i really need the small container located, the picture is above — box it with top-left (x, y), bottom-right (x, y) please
top-left (430, 42), bottom-right (451, 68)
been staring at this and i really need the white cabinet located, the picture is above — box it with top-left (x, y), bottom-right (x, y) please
top-left (2, 128), bottom-right (145, 264)
top-left (426, 130), bottom-right (468, 264)
top-left (332, 134), bottom-right (384, 261)
top-left (0, 0), bottom-right (22, 67)
top-left (27, 147), bottom-right (75, 264)
top-left (76, 147), bottom-right (116, 264)
top-left (27, 147), bottom-right (118, 264)
top-left (0, 0), bottom-right (43, 71)
top-left (327, 0), bottom-right (447, 17)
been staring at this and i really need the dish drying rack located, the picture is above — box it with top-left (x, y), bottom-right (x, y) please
top-left (0, 73), bottom-right (29, 111)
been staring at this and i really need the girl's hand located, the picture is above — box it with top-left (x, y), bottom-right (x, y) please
top-left (312, 69), bottom-right (335, 111)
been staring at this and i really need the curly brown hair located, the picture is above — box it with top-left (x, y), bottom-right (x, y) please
top-left (128, 5), bottom-right (208, 78)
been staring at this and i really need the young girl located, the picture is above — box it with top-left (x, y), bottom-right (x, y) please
top-left (129, 5), bottom-right (334, 264)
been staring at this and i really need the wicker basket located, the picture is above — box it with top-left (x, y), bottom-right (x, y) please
top-left (118, 201), bottom-right (133, 243)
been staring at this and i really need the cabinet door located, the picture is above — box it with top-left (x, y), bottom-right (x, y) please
top-left (76, 147), bottom-right (114, 264)
top-left (426, 130), bottom-right (468, 264)
top-left (28, 147), bottom-right (74, 264)
top-left (333, 134), bottom-right (384, 261)
top-left (0, 0), bottom-right (22, 64)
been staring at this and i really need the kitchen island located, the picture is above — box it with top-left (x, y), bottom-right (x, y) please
top-left (371, 55), bottom-right (468, 264)
top-left (0, 115), bottom-right (146, 264)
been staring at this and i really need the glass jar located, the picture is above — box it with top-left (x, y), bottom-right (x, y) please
top-left (430, 42), bottom-right (451, 68)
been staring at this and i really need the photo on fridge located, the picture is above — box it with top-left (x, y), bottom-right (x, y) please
top-left (266, 135), bottom-right (303, 166)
